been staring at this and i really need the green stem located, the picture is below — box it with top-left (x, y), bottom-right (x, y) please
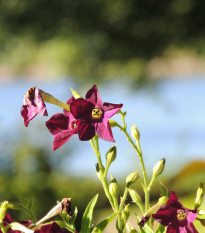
top-left (147, 175), bottom-right (156, 192)
top-left (0, 223), bottom-right (7, 233)
top-left (118, 113), bottom-right (149, 212)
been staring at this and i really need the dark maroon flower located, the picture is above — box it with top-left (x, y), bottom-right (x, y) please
top-left (46, 97), bottom-right (78, 150)
top-left (34, 222), bottom-right (72, 233)
top-left (70, 85), bottom-right (123, 141)
top-left (21, 87), bottom-right (48, 127)
top-left (1, 212), bottom-right (32, 233)
top-left (152, 192), bottom-right (198, 233)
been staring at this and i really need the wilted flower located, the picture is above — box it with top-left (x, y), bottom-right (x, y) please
top-left (70, 85), bottom-right (123, 141)
top-left (152, 191), bottom-right (198, 233)
top-left (21, 87), bottom-right (48, 127)
top-left (34, 222), bottom-right (73, 233)
top-left (46, 97), bottom-right (78, 150)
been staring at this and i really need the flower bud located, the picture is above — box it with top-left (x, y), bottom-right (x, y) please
top-left (131, 125), bottom-right (140, 141)
top-left (106, 146), bottom-right (117, 166)
top-left (195, 183), bottom-right (204, 209)
top-left (126, 171), bottom-right (139, 187)
top-left (109, 175), bottom-right (119, 198)
top-left (0, 201), bottom-right (8, 223)
top-left (109, 120), bottom-right (118, 127)
top-left (129, 188), bottom-right (142, 207)
top-left (153, 158), bottom-right (165, 177)
top-left (9, 222), bottom-right (33, 233)
top-left (70, 88), bottom-right (82, 99)
top-left (122, 204), bottom-right (130, 222)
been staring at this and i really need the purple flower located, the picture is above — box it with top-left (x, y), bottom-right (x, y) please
top-left (1, 212), bottom-right (32, 233)
top-left (70, 85), bottom-right (123, 141)
top-left (34, 222), bottom-right (73, 233)
top-left (152, 191), bottom-right (198, 233)
top-left (46, 97), bottom-right (78, 150)
top-left (21, 87), bottom-right (48, 127)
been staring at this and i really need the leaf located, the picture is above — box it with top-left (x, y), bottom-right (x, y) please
top-left (136, 216), bottom-right (153, 233)
top-left (160, 181), bottom-right (168, 197)
top-left (80, 194), bottom-right (99, 233)
top-left (155, 223), bottom-right (166, 233)
top-left (91, 213), bottom-right (117, 233)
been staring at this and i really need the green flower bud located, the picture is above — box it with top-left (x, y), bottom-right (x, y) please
top-left (153, 158), bottom-right (165, 177)
top-left (131, 125), bottom-right (140, 141)
top-left (70, 88), bottom-right (82, 99)
top-left (106, 146), bottom-right (117, 166)
top-left (126, 171), bottom-right (139, 187)
top-left (129, 188), bottom-right (142, 206)
top-left (109, 120), bottom-right (118, 127)
top-left (0, 201), bottom-right (8, 223)
top-left (122, 204), bottom-right (130, 222)
top-left (195, 183), bottom-right (204, 208)
top-left (109, 175), bottom-right (119, 198)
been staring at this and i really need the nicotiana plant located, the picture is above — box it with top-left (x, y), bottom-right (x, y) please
top-left (0, 84), bottom-right (204, 233)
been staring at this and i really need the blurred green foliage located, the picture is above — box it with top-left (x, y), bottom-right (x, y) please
top-left (0, 0), bottom-right (205, 83)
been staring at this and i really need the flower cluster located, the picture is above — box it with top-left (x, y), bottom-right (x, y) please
top-left (21, 85), bottom-right (123, 150)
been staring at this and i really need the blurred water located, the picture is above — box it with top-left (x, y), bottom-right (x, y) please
top-left (0, 77), bottom-right (205, 178)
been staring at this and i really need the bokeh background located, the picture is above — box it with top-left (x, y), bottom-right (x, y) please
top-left (1, 0), bottom-right (205, 232)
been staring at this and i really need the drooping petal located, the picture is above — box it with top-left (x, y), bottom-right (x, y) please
top-left (185, 222), bottom-right (198, 233)
top-left (21, 105), bottom-right (39, 127)
top-left (53, 130), bottom-right (75, 151)
top-left (152, 205), bottom-right (177, 226)
top-left (85, 85), bottom-right (103, 107)
top-left (103, 102), bottom-right (123, 119)
top-left (46, 113), bottom-right (69, 135)
top-left (35, 87), bottom-right (48, 116)
top-left (166, 192), bottom-right (183, 210)
top-left (70, 98), bottom-right (94, 121)
top-left (78, 121), bottom-right (95, 141)
top-left (96, 118), bottom-right (115, 142)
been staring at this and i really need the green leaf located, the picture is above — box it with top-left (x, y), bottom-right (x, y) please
top-left (160, 181), bottom-right (168, 197)
top-left (55, 220), bottom-right (76, 233)
top-left (91, 213), bottom-right (117, 233)
top-left (136, 216), bottom-right (153, 233)
top-left (155, 223), bottom-right (166, 233)
top-left (80, 194), bottom-right (99, 233)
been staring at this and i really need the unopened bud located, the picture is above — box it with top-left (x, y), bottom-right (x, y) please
top-left (10, 222), bottom-right (33, 233)
top-left (106, 146), bottom-right (117, 166)
top-left (129, 188), bottom-right (142, 206)
top-left (109, 120), bottom-right (118, 127)
top-left (0, 201), bottom-right (8, 223)
top-left (70, 88), bottom-right (82, 99)
top-left (153, 158), bottom-right (165, 177)
top-left (109, 175), bottom-right (119, 198)
top-left (195, 183), bottom-right (204, 208)
top-left (122, 204), bottom-right (130, 222)
top-left (126, 171), bottom-right (139, 187)
top-left (126, 223), bottom-right (138, 233)
top-left (131, 125), bottom-right (140, 141)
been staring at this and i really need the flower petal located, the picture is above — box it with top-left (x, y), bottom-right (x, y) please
top-left (46, 113), bottom-right (69, 135)
top-left (78, 121), bottom-right (95, 141)
top-left (64, 96), bottom-right (75, 115)
top-left (96, 119), bottom-right (115, 142)
top-left (103, 102), bottom-right (123, 119)
top-left (85, 85), bottom-right (103, 107)
top-left (166, 192), bottom-right (183, 209)
top-left (70, 98), bottom-right (94, 121)
top-left (21, 105), bottom-right (39, 127)
top-left (166, 224), bottom-right (180, 233)
top-left (185, 222), bottom-right (198, 233)
top-left (53, 130), bottom-right (75, 150)
top-left (152, 205), bottom-right (177, 226)
top-left (35, 88), bottom-right (48, 116)
top-left (187, 209), bottom-right (197, 223)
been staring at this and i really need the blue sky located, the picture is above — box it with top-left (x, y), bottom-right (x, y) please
top-left (0, 77), bottom-right (205, 179)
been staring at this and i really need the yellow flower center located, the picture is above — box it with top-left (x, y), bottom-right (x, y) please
top-left (177, 211), bottom-right (187, 221)
top-left (92, 108), bottom-right (102, 119)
